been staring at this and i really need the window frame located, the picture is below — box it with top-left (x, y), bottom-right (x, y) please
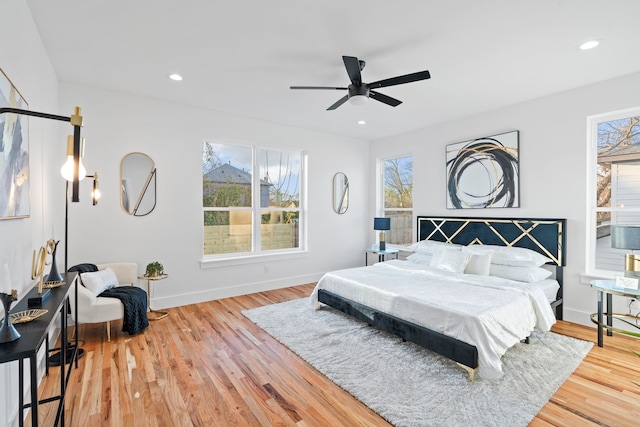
top-left (201, 140), bottom-right (307, 265)
top-left (586, 106), bottom-right (640, 278)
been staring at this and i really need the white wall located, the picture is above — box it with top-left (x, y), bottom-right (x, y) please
top-left (0, 1), bottom-right (64, 426)
top-left (58, 83), bottom-right (370, 308)
top-left (370, 71), bottom-right (640, 327)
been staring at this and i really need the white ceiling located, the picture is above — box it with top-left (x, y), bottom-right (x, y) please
top-left (26, 0), bottom-right (640, 140)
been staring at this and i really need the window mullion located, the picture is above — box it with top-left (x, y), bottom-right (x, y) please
top-left (252, 148), bottom-right (261, 253)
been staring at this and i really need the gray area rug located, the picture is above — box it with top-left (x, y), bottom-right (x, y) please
top-left (243, 297), bottom-right (593, 427)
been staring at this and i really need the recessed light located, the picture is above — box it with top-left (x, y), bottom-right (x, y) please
top-left (169, 73), bottom-right (183, 81)
top-left (357, 120), bottom-right (366, 125)
top-left (579, 40), bottom-right (599, 50)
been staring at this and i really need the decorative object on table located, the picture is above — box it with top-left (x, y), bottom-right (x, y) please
top-left (373, 217), bottom-right (391, 251)
top-left (0, 289), bottom-right (20, 343)
top-left (45, 239), bottom-right (64, 284)
top-left (446, 130), bottom-right (519, 209)
top-left (28, 244), bottom-right (51, 307)
top-left (611, 224), bottom-right (640, 278)
top-left (145, 261), bottom-right (164, 278)
top-left (10, 308), bottom-right (48, 324)
top-left (0, 68), bottom-right (30, 220)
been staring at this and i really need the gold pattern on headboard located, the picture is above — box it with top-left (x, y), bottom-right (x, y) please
top-left (417, 217), bottom-right (565, 266)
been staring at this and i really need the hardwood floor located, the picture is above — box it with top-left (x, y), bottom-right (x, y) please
top-left (31, 284), bottom-right (640, 426)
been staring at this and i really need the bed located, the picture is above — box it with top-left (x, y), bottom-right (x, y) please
top-left (310, 216), bottom-right (566, 381)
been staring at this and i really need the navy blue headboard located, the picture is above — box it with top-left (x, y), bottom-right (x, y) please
top-left (417, 216), bottom-right (566, 267)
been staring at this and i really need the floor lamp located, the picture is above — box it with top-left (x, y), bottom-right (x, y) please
top-left (0, 106), bottom-right (86, 367)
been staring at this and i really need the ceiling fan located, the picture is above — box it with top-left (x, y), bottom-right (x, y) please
top-left (290, 55), bottom-right (431, 110)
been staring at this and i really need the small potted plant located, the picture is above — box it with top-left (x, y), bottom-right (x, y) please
top-left (145, 261), bottom-right (164, 278)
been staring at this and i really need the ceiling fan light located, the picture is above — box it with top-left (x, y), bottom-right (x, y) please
top-left (349, 95), bottom-right (368, 106)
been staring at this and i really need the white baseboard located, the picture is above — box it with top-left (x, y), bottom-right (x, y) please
top-left (151, 273), bottom-right (323, 309)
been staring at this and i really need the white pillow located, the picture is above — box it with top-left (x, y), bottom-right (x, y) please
top-left (81, 268), bottom-right (119, 295)
top-left (464, 253), bottom-right (493, 276)
top-left (406, 252), bottom-right (433, 265)
top-left (489, 264), bottom-right (553, 283)
top-left (408, 240), bottom-right (462, 254)
top-left (429, 250), bottom-right (472, 273)
top-left (465, 244), bottom-right (552, 267)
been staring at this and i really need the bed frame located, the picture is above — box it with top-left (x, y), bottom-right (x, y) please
top-left (317, 216), bottom-right (566, 381)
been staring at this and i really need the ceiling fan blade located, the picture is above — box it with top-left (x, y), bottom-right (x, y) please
top-left (342, 56), bottom-right (362, 86)
top-left (290, 86), bottom-right (347, 90)
top-left (327, 95), bottom-right (349, 110)
top-left (370, 90), bottom-right (402, 107)
top-left (368, 70), bottom-right (431, 89)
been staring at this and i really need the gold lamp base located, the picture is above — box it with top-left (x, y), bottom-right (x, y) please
top-left (625, 254), bottom-right (640, 271)
top-left (624, 254), bottom-right (640, 278)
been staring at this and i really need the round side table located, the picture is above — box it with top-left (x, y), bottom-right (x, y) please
top-left (139, 274), bottom-right (169, 320)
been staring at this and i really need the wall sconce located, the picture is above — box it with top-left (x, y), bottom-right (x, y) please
top-left (611, 225), bottom-right (640, 277)
top-left (87, 172), bottom-right (100, 206)
top-left (374, 217), bottom-right (391, 251)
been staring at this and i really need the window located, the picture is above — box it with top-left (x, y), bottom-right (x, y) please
top-left (588, 108), bottom-right (640, 276)
top-left (382, 156), bottom-right (413, 245)
top-left (202, 141), bottom-right (304, 257)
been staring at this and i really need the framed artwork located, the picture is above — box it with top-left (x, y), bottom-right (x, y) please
top-left (0, 68), bottom-right (29, 219)
top-left (446, 130), bottom-right (519, 209)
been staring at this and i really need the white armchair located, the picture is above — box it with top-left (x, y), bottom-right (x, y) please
top-left (68, 262), bottom-right (139, 341)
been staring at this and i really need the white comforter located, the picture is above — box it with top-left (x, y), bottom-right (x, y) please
top-left (310, 260), bottom-right (556, 379)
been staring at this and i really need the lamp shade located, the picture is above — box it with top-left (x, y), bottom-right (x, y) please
top-left (611, 225), bottom-right (640, 250)
top-left (373, 217), bottom-right (391, 231)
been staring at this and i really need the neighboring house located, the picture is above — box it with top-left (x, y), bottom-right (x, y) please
top-left (203, 162), bottom-right (272, 207)
top-left (596, 146), bottom-right (640, 271)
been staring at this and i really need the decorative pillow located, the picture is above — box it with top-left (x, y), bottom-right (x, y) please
top-left (429, 250), bottom-right (472, 273)
top-left (80, 268), bottom-right (119, 295)
top-left (464, 253), bottom-right (493, 276)
top-left (408, 240), bottom-right (462, 254)
top-left (407, 252), bottom-right (433, 265)
top-left (465, 244), bottom-right (552, 267)
top-left (489, 264), bottom-right (553, 283)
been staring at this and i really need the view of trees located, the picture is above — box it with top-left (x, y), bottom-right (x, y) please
top-left (384, 157), bottom-right (413, 209)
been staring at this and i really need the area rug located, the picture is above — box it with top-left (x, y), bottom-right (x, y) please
top-left (243, 297), bottom-right (593, 427)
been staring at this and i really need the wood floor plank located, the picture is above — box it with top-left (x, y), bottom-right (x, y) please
top-left (29, 283), bottom-right (640, 426)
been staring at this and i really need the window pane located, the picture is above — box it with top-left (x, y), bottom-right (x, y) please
top-left (259, 149), bottom-right (300, 209)
top-left (384, 210), bottom-right (412, 245)
top-left (203, 142), bottom-right (252, 208)
top-left (261, 210), bottom-right (299, 250)
top-left (384, 156), bottom-right (413, 209)
top-left (203, 211), bottom-right (252, 255)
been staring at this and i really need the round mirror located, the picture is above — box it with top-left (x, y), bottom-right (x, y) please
top-left (332, 172), bottom-right (349, 214)
top-left (120, 152), bottom-right (157, 216)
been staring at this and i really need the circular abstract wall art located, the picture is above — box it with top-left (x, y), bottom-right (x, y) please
top-left (446, 131), bottom-right (519, 209)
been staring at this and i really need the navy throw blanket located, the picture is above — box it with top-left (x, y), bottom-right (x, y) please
top-left (99, 286), bottom-right (149, 335)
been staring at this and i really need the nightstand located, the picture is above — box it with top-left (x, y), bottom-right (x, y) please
top-left (590, 279), bottom-right (640, 347)
top-left (365, 248), bottom-right (399, 266)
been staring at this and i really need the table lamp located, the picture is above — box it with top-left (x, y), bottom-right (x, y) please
top-left (374, 217), bottom-right (391, 251)
top-left (611, 225), bottom-right (640, 277)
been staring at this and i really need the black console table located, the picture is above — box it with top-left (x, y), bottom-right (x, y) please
top-left (0, 272), bottom-right (78, 427)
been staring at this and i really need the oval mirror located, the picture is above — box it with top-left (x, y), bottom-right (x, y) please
top-left (332, 172), bottom-right (349, 214)
top-left (120, 152), bottom-right (157, 216)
